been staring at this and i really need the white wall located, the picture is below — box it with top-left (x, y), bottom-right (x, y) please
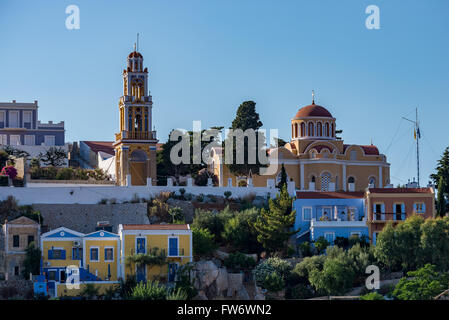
top-left (98, 152), bottom-right (115, 180)
top-left (0, 182), bottom-right (296, 205)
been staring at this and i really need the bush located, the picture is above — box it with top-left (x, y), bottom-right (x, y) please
top-left (224, 252), bottom-right (256, 272)
top-left (262, 272), bottom-right (284, 292)
top-left (292, 255), bottom-right (326, 281)
top-left (0, 286), bottom-right (19, 299)
top-left (192, 227), bottom-right (218, 256)
top-left (334, 237), bottom-right (349, 249)
top-left (166, 288), bottom-right (188, 300)
top-left (314, 236), bottom-right (330, 254)
top-left (1, 165), bottom-right (17, 180)
top-left (55, 167), bottom-right (74, 180)
top-left (359, 292), bottom-right (385, 300)
top-left (192, 207), bottom-right (234, 244)
top-left (130, 281), bottom-right (168, 300)
top-left (254, 257), bottom-right (292, 287)
top-left (0, 175), bottom-right (8, 186)
top-left (299, 242), bottom-right (314, 257)
top-left (285, 283), bottom-right (315, 299)
top-left (222, 207), bottom-right (262, 253)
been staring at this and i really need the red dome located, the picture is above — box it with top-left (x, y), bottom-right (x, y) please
top-left (294, 103), bottom-right (332, 118)
top-left (128, 51), bottom-right (143, 58)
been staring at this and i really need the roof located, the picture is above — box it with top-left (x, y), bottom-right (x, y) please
top-left (121, 224), bottom-right (190, 230)
top-left (344, 144), bottom-right (380, 156)
top-left (82, 141), bottom-right (115, 155)
top-left (311, 144), bottom-right (333, 153)
top-left (367, 188), bottom-right (433, 194)
top-left (296, 191), bottom-right (364, 199)
top-left (128, 51), bottom-right (143, 58)
top-left (294, 102), bottom-right (333, 118)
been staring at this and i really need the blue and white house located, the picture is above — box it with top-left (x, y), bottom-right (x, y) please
top-left (293, 191), bottom-right (369, 244)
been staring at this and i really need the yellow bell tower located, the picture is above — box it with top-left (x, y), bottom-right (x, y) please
top-left (113, 47), bottom-right (158, 186)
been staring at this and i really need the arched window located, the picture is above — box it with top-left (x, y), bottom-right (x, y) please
top-left (311, 176), bottom-right (316, 183)
top-left (308, 122), bottom-right (314, 137)
top-left (292, 124), bottom-right (294, 138)
top-left (369, 177), bottom-right (376, 187)
top-left (348, 177), bottom-right (355, 183)
top-left (134, 114), bottom-right (142, 131)
top-left (321, 173), bottom-right (331, 191)
top-left (300, 123), bottom-right (305, 137)
top-left (295, 123), bottom-right (298, 138)
top-left (325, 122), bottom-right (330, 137)
top-left (331, 123), bottom-right (335, 137)
top-left (317, 122), bottom-right (322, 136)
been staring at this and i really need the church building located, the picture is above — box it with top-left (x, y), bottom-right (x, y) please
top-left (211, 96), bottom-right (391, 192)
top-left (113, 49), bottom-right (158, 186)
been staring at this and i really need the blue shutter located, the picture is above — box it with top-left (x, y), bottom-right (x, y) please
top-left (422, 203), bottom-right (426, 212)
top-left (48, 250), bottom-right (53, 259)
top-left (401, 204), bottom-right (405, 214)
top-left (105, 249), bottom-right (107, 261)
top-left (90, 249), bottom-right (93, 260)
top-left (169, 238), bottom-right (178, 256)
top-left (61, 250), bottom-right (66, 260)
top-left (381, 204), bottom-right (385, 213)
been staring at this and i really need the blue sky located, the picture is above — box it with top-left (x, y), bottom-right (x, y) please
top-left (0, 0), bottom-right (448, 186)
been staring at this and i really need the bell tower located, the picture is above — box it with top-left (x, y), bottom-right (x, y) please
top-left (114, 46), bottom-right (158, 186)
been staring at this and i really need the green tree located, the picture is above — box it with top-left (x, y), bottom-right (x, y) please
top-left (222, 207), bottom-right (262, 253)
top-left (436, 176), bottom-right (447, 217)
top-left (420, 217), bottom-right (449, 271)
top-left (21, 242), bottom-right (41, 278)
top-left (192, 227), bottom-right (218, 256)
top-left (252, 186), bottom-right (298, 254)
top-left (38, 147), bottom-right (67, 167)
top-left (313, 236), bottom-right (330, 255)
top-left (225, 100), bottom-right (267, 177)
top-left (393, 264), bottom-right (449, 300)
top-left (191, 207), bottom-right (234, 244)
top-left (431, 147), bottom-right (449, 216)
top-left (277, 163), bottom-right (288, 190)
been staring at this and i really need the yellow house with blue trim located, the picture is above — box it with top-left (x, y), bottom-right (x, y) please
top-left (118, 224), bottom-right (192, 282)
top-left (40, 227), bottom-right (120, 297)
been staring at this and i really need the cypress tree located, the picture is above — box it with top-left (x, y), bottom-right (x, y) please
top-left (436, 176), bottom-right (447, 217)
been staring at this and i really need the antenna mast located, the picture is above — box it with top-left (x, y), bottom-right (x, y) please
top-left (402, 108), bottom-right (421, 186)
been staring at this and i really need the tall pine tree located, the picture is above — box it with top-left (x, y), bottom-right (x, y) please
top-left (252, 185), bottom-right (299, 254)
top-left (277, 163), bottom-right (288, 190)
top-left (431, 147), bottom-right (449, 216)
top-left (436, 176), bottom-right (447, 217)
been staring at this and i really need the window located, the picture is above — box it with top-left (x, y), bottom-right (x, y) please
top-left (9, 111), bottom-right (19, 128)
top-left (23, 111), bottom-right (32, 129)
top-left (369, 177), bottom-right (376, 187)
top-left (14, 266), bottom-right (20, 276)
top-left (105, 248), bottom-right (114, 262)
top-left (47, 270), bottom-right (57, 281)
top-left (72, 247), bottom-right (82, 260)
top-left (348, 177), bottom-right (355, 183)
top-left (0, 111), bottom-right (5, 128)
top-left (317, 122), bottom-right (322, 136)
top-left (49, 249), bottom-right (66, 260)
top-left (13, 235), bottom-right (20, 247)
top-left (169, 237), bottom-right (179, 256)
top-left (10, 135), bottom-right (21, 146)
top-left (303, 207), bottom-right (312, 221)
top-left (136, 237), bottom-right (146, 254)
top-left (44, 135), bottom-right (55, 146)
top-left (0, 134), bottom-right (6, 145)
top-left (350, 150), bottom-right (357, 160)
top-left (415, 203), bottom-right (425, 214)
top-left (300, 123), bottom-right (305, 137)
top-left (308, 122), bottom-right (314, 136)
top-left (375, 204), bottom-right (382, 213)
top-left (325, 122), bottom-right (330, 137)
top-left (27, 235), bottom-right (34, 246)
top-left (321, 173), bottom-right (331, 191)
top-left (24, 135), bottom-right (35, 146)
top-left (90, 248), bottom-right (99, 261)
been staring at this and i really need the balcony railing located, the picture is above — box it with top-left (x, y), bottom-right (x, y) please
top-left (372, 212), bottom-right (406, 222)
top-left (115, 131), bottom-right (156, 141)
top-left (130, 247), bottom-right (186, 257)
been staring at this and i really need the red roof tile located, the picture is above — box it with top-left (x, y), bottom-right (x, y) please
top-left (82, 141), bottom-right (115, 155)
top-left (121, 224), bottom-right (190, 230)
top-left (296, 191), bottom-right (364, 199)
top-left (343, 144), bottom-right (380, 155)
top-left (294, 103), bottom-right (333, 118)
top-left (368, 188), bottom-right (433, 194)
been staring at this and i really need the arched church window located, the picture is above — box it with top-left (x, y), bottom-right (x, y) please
top-left (325, 122), bottom-right (330, 137)
top-left (331, 123), bottom-right (335, 137)
top-left (128, 112), bottom-right (133, 131)
top-left (321, 173), bottom-right (331, 191)
top-left (369, 177), bottom-right (376, 187)
top-left (311, 176), bottom-right (316, 183)
top-left (145, 112), bottom-right (148, 131)
top-left (348, 177), bottom-right (355, 183)
top-left (308, 122), bottom-right (314, 137)
top-left (300, 123), bottom-right (305, 137)
top-left (135, 114), bottom-right (142, 131)
top-left (317, 122), bottom-right (322, 136)
top-left (295, 123), bottom-right (298, 138)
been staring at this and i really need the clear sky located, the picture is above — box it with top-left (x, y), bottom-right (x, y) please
top-left (0, 0), bottom-right (448, 186)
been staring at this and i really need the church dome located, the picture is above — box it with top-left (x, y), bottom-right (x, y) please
top-left (128, 51), bottom-right (143, 58)
top-left (294, 102), bottom-right (332, 119)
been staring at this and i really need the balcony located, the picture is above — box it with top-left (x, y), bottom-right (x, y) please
top-left (372, 212), bottom-right (406, 222)
top-left (311, 218), bottom-right (366, 228)
top-left (115, 131), bottom-right (156, 141)
top-left (130, 247), bottom-right (186, 257)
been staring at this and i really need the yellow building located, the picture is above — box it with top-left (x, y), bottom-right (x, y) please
top-left (211, 97), bottom-right (390, 191)
top-left (119, 224), bottom-right (193, 282)
top-left (114, 49), bottom-right (158, 186)
top-left (40, 227), bottom-right (121, 297)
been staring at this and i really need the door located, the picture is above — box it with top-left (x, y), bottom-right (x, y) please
top-left (60, 270), bottom-right (66, 283)
top-left (136, 265), bottom-right (146, 282)
top-left (168, 263), bottom-right (178, 282)
top-left (169, 238), bottom-right (178, 256)
top-left (130, 162), bottom-right (146, 185)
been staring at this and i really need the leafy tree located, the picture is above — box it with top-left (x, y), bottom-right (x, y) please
top-left (168, 207), bottom-right (183, 223)
top-left (393, 264), bottom-right (449, 300)
top-left (292, 255), bottom-right (326, 282)
top-left (254, 257), bottom-right (293, 287)
top-left (262, 272), bottom-right (285, 292)
top-left (38, 147), bottom-right (67, 167)
top-left (277, 164), bottom-right (288, 190)
top-left (420, 217), bottom-right (449, 271)
top-left (192, 227), bottom-right (218, 256)
top-left (191, 207), bottom-right (234, 244)
top-left (224, 252), bottom-right (256, 272)
top-left (431, 147), bottom-right (449, 215)
top-left (225, 100), bottom-right (267, 177)
top-left (252, 185), bottom-right (298, 254)
top-left (313, 236), bottom-right (330, 255)
top-left (309, 255), bottom-right (355, 295)
top-left (3, 145), bottom-right (30, 160)
top-left (22, 242), bottom-right (41, 278)
top-left (222, 207), bottom-right (262, 253)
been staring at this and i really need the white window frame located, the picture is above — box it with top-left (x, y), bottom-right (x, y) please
top-left (10, 134), bottom-right (21, 146)
top-left (350, 232), bottom-right (361, 237)
top-left (89, 246), bottom-right (100, 262)
top-left (0, 134), bottom-right (6, 145)
top-left (47, 269), bottom-right (57, 282)
top-left (23, 111), bottom-right (32, 127)
top-left (104, 246), bottom-right (114, 262)
top-left (0, 111), bottom-right (5, 124)
top-left (9, 111), bottom-right (19, 128)
top-left (44, 135), bottom-right (55, 146)
top-left (324, 232), bottom-right (335, 243)
top-left (24, 135), bottom-right (35, 146)
top-left (302, 207), bottom-right (312, 221)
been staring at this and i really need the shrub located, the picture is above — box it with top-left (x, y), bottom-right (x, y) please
top-left (262, 272), bottom-right (284, 292)
top-left (222, 207), bottom-right (262, 253)
top-left (175, 263), bottom-right (197, 299)
top-left (1, 165), bottom-right (17, 180)
top-left (0, 286), bottom-right (19, 299)
top-left (285, 283), bottom-right (315, 299)
top-left (254, 257), bottom-right (292, 287)
top-left (238, 180), bottom-right (247, 187)
top-left (196, 194), bottom-right (204, 202)
top-left (168, 207), bottom-right (184, 223)
top-left (192, 207), bottom-right (234, 244)
top-left (313, 236), bottom-right (330, 254)
top-left (359, 292), bottom-right (385, 300)
top-left (80, 283), bottom-right (100, 299)
top-left (148, 198), bottom-right (171, 222)
top-left (224, 252), bottom-right (256, 272)
top-left (334, 237), bottom-right (349, 249)
top-left (179, 188), bottom-right (186, 197)
top-left (299, 242), bottom-right (313, 257)
top-left (166, 287), bottom-right (188, 300)
top-left (192, 227), bottom-right (218, 256)
top-left (55, 167), bottom-right (74, 180)
top-left (292, 255), bottom-right (326, 281)
top-left (130, 281), bottom-right (168, 300)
